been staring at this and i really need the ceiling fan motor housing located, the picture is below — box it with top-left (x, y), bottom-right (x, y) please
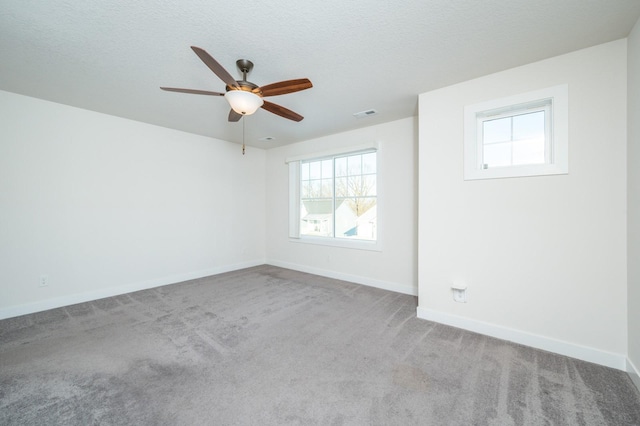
top-left (227, 80), bottom-right (262, 95)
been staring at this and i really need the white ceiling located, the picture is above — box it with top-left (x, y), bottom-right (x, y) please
top-left (2, 1), bottom-right (639, 148)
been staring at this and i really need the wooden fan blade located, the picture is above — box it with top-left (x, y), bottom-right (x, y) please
top-left (260, 79), bottom-right (313, 97)
top-left (160, 87), bottom-right (224, 96)
top-left (261, 100), bottom-right (304, 122)
top-left (228, 109), bottom-right (243, 122)
top-left (190, 46), bottom-right (238, 89)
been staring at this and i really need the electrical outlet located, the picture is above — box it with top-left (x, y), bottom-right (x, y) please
top-left (452, 288), bottom-right (466, 303)
top-left (39, 274), bottom-right (48, 287)
top-left (451, 281), bottom-right (467, 303)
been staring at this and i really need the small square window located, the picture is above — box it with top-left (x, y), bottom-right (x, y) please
top-left (464, 85), bottom-right (568, 180)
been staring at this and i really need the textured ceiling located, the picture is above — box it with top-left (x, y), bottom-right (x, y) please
top-left (2, 1), bottom-right (640, 148)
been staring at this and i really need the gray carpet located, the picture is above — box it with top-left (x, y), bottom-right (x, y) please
top-left (1, 265), bottom-right (639, 425)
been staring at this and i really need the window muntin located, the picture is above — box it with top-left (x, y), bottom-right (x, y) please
top-left (300, 151), bottom-right (377, 241)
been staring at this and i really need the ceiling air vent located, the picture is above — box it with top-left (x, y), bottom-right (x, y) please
top-left (353, 109), bottom-right (378, 119)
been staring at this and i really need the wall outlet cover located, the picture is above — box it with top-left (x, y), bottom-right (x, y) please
top-left (452, 288), bottom-right (466, 303)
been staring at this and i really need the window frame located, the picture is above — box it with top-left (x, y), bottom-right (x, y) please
top-left (287, 143), bottom-right (381, 252)
top-left (463, 85), bottom-right (568, 180)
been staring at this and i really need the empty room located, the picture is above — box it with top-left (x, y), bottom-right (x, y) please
top-left (2, 1), bottom-right (640, 424)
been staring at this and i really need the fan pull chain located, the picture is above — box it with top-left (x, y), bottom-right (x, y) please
top-left (242, 118), bottom-right (246, 155)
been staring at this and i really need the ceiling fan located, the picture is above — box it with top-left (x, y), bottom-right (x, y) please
top-left (161, 46), bottom-right (312, 122)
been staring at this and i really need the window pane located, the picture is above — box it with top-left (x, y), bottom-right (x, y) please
top-left (321, 178), bottom-right (333, 198)
top-left (348, 176), bottom-right (362, 197)
top-left (483, 117), bottom-right (511, 144)
top-left (335, 157), bottom-right (347, 177)
top-left (335, 177), bottom-right (348, 197)
top-left (364, 175), bottom-right (377, 196)
top-left (309, 161), bottom-right (321, 179)
top-left (301, 162), bottom-right (309, 180)
top-left (362, 153), bottom-right (376, 173)
top-left (512, 139), bottom-right (545, 165)
top-left (321, 159), bottom-right (332, 179)
top-left (300, 199), bottom-right (333, 237)
top-left (483, 142), bottom-right (512, 168)
top-left (336, 197), bottom-right (376, 241)
top-left (310, 180), bottom-right (321, 197)
top-left (301, 181), bottom-right (310, 198)
top-left (347, 155), bottom-right (362, 175)
top-left (513, 111), bottom-right (544, 141)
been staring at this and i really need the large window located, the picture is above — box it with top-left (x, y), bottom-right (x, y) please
top-left (300, 151), bottom-right (377, 240)
top-left (287, 145), bottom-right (379, 249)
top-left (464, 85), bottom-right (568, 180)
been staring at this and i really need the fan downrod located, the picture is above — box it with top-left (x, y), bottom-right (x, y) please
top-left (236, 59), bottom-right (254, 80)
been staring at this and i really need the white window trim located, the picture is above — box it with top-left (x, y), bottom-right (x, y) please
top-left (286, 142), bottom-right (382, 252)
top-left (463, 84), bottom-right (568, 180)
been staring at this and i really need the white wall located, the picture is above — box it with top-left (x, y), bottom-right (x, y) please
top-left (418, 40), bottom-right (628, 369)
top-left (628, 18), bottom-right (640, 386)
top-left (0, 90), bottom-right (266, 318)
top-left (265, 118), bottom-right (418, 295)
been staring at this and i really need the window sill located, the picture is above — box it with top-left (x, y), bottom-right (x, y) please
top-left (289, 236), bottom-right (381, 252)
top-left (464, 162), bottom-right (568, 180)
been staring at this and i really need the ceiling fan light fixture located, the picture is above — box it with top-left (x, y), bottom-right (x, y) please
top-left (225, 90), bottom-right (264, 115)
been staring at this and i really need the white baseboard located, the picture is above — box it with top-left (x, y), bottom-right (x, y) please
top-left (0, 259), bottom-right (265, 320)
top-left (416, 306), bottom-right (626, 371)
top-left (628, 358), bottom-right (640, 391)
top-left (267, 259), bottom-right (417, 296)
